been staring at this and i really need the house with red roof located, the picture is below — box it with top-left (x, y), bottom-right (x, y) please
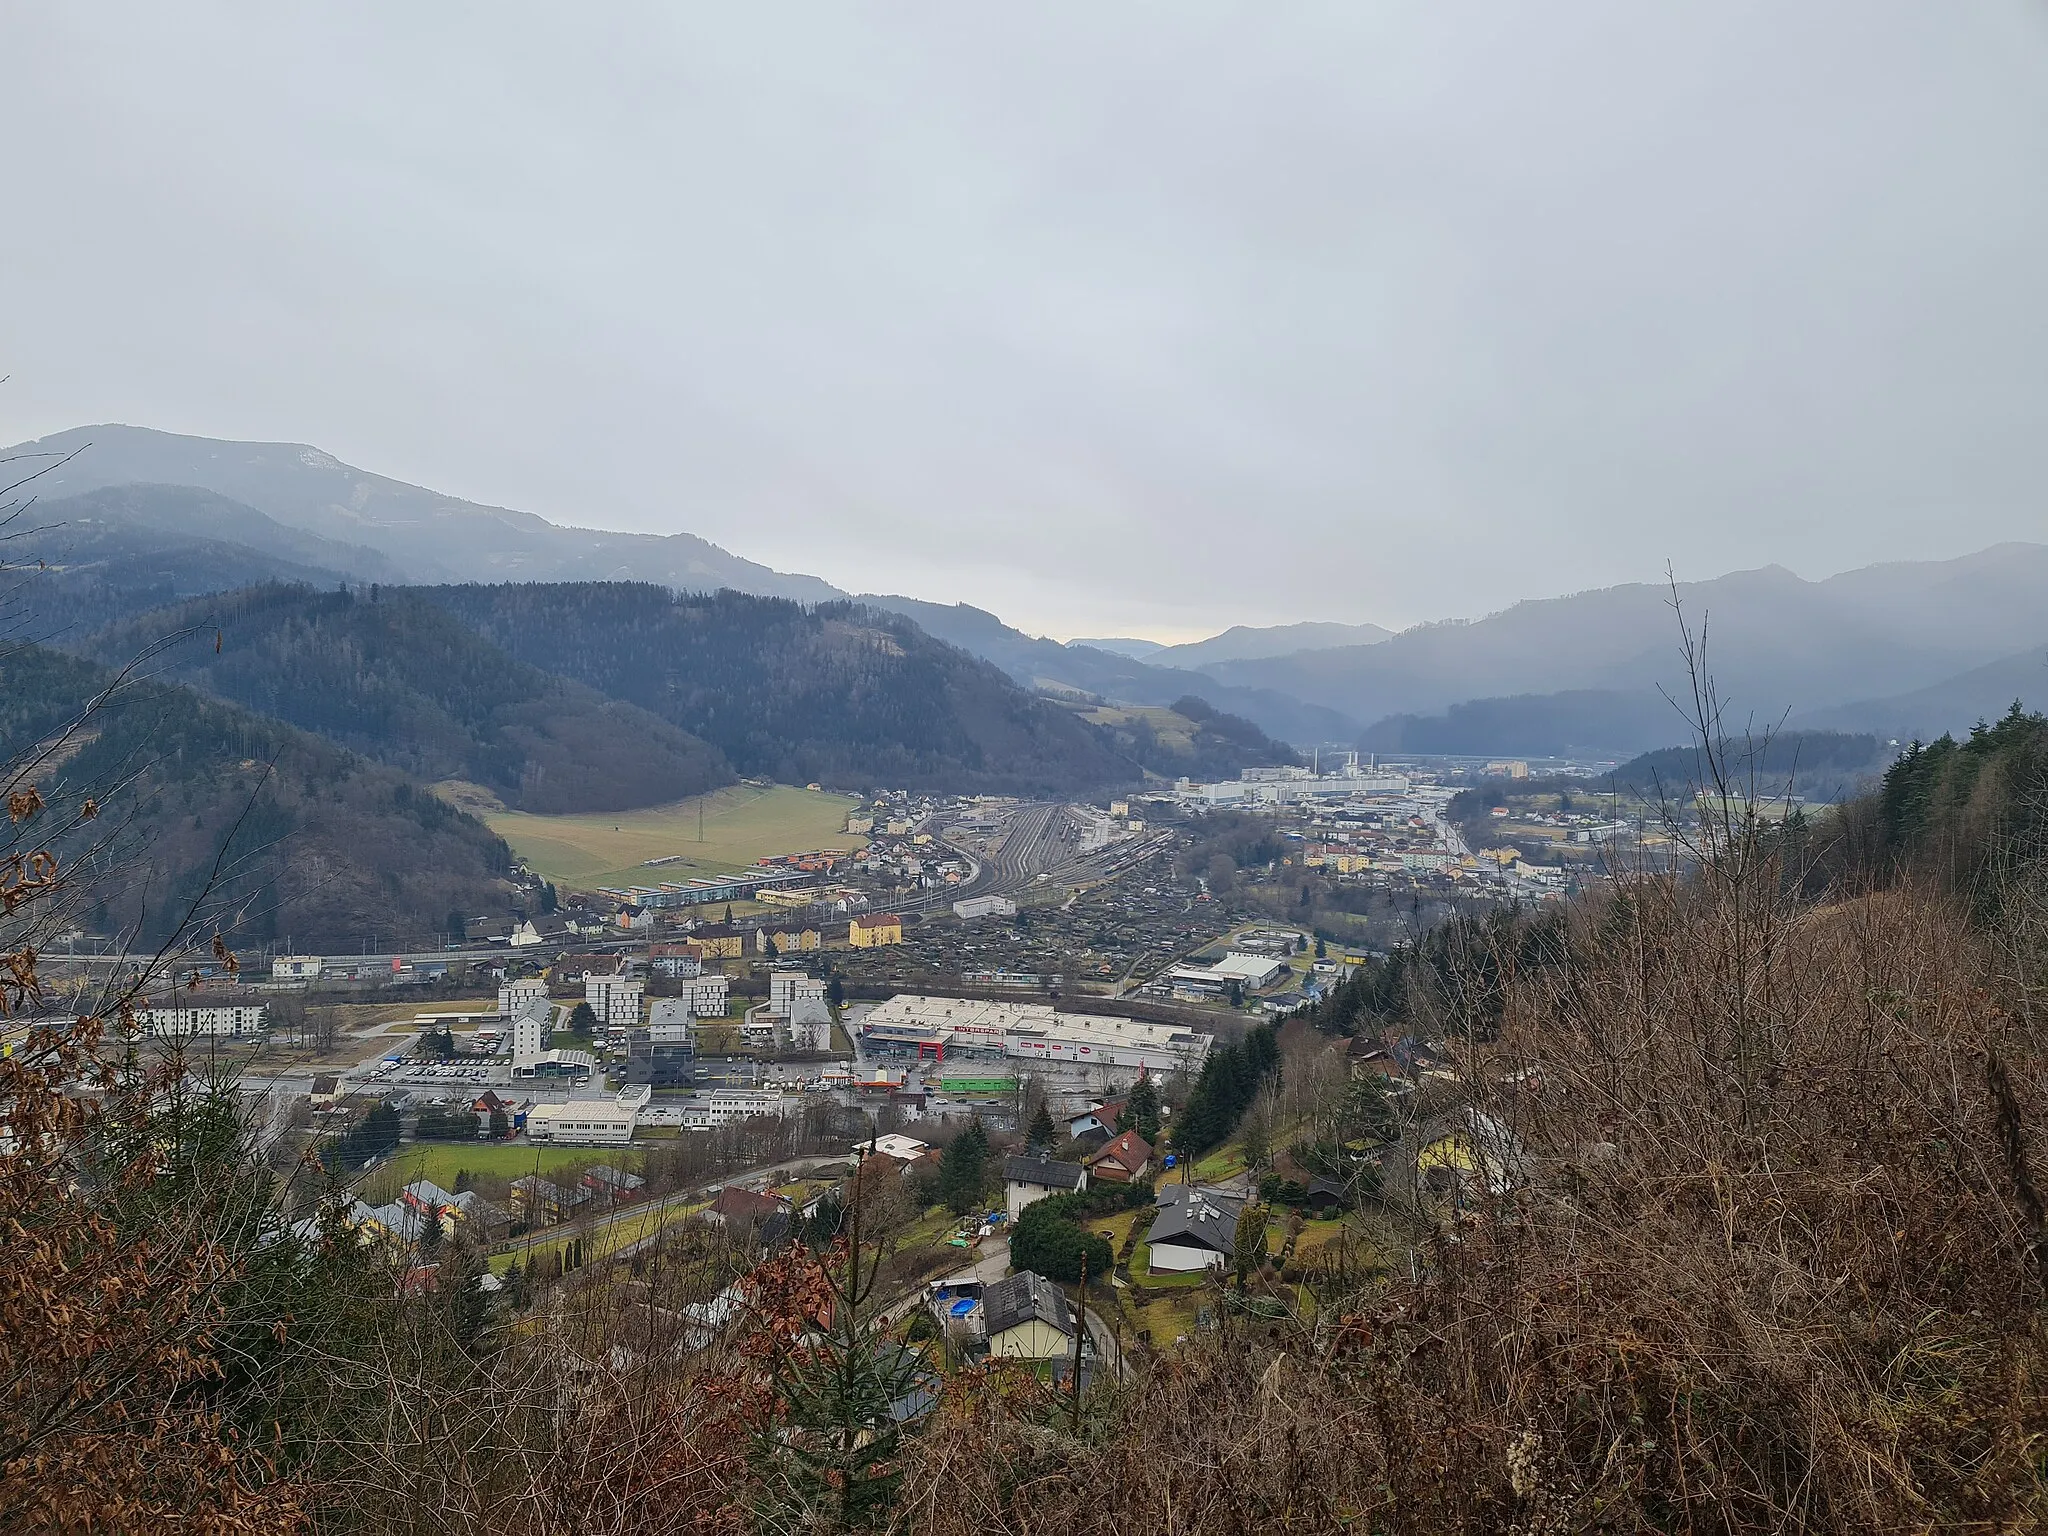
top-left (1086, 1129), bottom-right (1153, 1184)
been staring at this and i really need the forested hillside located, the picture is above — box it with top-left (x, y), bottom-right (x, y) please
top-left (1076, 694), bottom-right (1301, 780)
top-left (1358, 688), bottom-right (1675, 759)
top-left (84, 584), bottom-right (731, 814)
top-left (0, 642), bottom-right (515, 947)
top-left (1608, 729), bottom-right (1889, 803)
top-left (422, 583), bottom-right (1140, 795)
top-left (10, 485), bottom-right (404, 644)
top-left (1827, 703), bottom-right (2048, 914)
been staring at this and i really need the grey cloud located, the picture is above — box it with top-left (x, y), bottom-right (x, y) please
top-left (3, 2), bottom-right (2045, 638)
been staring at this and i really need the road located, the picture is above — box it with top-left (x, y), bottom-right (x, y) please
top-left (503, 1152), bottom-right (828, 1264)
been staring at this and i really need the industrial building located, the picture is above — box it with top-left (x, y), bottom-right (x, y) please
top-left (524, 1100), bottom-right (638, 1145)
top-left (1173, 762), bottom-right (1410, 806)
top-left (952, 894), bottom-right (1018, 920)
top-left (137, 999), bottom-right (268, 1037)
top-left (1164, 952), bottom-right (1290, 997)
top-left (624, 1023), bottom-right (697, 1088)
top-left (860, 994), bottom-right (1211, 1073)
top-left (596, 866), bottom-right (813, 910)
top-left (688, 1089), bottom-right (801, 1128)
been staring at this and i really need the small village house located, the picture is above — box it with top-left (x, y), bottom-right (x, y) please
top-left (1144, 1184), bottom-right (1244, 1274)
top-left (1086, 1129), bottom-right (1152, 1184)
top-left (1003, 1152), bottom-right (1088, 1220)
top-left (983, 1270), bottom-right (1076, 1362)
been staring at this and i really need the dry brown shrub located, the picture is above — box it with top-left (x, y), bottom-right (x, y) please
top-left (870, 869), bottom-right (2048, 1536)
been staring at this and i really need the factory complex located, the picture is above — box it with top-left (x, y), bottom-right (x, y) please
top-left (859, 993), bottom-right (1212, 1074)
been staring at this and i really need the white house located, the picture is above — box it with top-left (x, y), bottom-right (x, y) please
top-left (510, 996), bottom-right (552, 1069)
top-left (687, 974), bottom-right (731, 1018)
top-left (1003, 1153), bottom-right (1088, 1220)
top-left (869, 1132), bottom-right (930, 1166)
top-left (1144, 1185), bottom-right (1245, 1273)
top-left (271, 956), bottom-right (322, 982)
top-left (768, 971), bottom-right (827, 1012)
top-left (785, 995), bottom-right (834, 1052)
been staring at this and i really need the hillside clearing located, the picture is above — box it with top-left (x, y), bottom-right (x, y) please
top-left (455, 783), bottom-right (863, 892)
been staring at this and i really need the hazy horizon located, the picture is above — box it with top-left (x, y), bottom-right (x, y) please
top-left (6, 5), bottom-right (2047, 638)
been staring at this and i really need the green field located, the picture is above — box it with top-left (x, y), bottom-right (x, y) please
top-left (1078, 703), bottom-right (1199, 751)
top-left (359, 1142), bottom-right (640, 1203)
top-left (491, 1197), bottom-right (706, 1274)
top-left (472, 783), bottom-right (863, 893)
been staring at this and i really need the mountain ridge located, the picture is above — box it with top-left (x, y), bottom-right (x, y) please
top-left (81, 584), bottom-right (734, 814)
top-left (5, 424), bottom-right (843, 602)
top-left (1158, 619), bottom-right (1393, 668)
top-left (1206, 549), bottom-right (2048, 733)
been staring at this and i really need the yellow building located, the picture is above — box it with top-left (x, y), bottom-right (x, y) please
top-left (983, 1271), bottom-right (1076, 1362)
top-left (847, 912), bottom-right (904, 948)
top-left (688, 929), bottom-right (746, 960)
top-left (755, 926), bottom-right (823, 955)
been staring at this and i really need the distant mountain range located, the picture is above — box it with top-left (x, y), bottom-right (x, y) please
top-left (1152, 620), bottom-right (1393, 669)
top-left (9, 423), bottom-right (2048, 764)
top-left (9, 424), bottom-right (840, 601)
top-left (1796, 645), bottom-right (2048, 743)
top-left (1066, 636), bottom-right (1166, 659)
top-left (860, 595), bottom-right (1361, 745)
top-left (1197, 552), bottom-right (2048, 751)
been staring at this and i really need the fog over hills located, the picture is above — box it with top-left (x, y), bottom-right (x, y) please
top-left (7, 424), bottom-right (842, 602)
top-left (1201, 549), bottom-right (2048, 746)
top-left (1065, 637), bottom-right (1166, 659)
top-left (1797, 645), bottom-right (2048, 743)
top-left (1158, 620), bottom-right (1393, 669)
top-left (860, 595), bottom-right (1360, 745)
top-left (12, 423), bottom-right (2048, 760)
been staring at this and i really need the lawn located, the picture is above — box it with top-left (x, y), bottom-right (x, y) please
top-left (1189, 1143), bottom-right (1246, 1183)
top-left (462, 783), bottom-right (863, 893)
top-left (491, 1197), bottom-right (707, 1275)
top-left (1117, 1280), bottom-right (1208, 1350)
top-left (1077, 704), bottom-right (1199, 751)
top-left (360, 1141), bottom-right (641, 1203)
top-left (1128, 1242), bottom-right (1212, 1288)
top-left (1088, 1207), bottom-right (1146, 1263)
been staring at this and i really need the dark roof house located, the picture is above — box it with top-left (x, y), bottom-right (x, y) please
top-left (983, 1270), bottom-right (1074, 1341)
top-left (584, 1164), bottom-right (647, 1198)
top-left (1145, 1187), bottom-right (1246, 1265)
top-left (1002, 1154), bottom-right (1088, 1193)
top-left (707, 1185), bottom-right (790, 1225)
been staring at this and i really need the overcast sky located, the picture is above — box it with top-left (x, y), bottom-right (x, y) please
top-left (5, 5), bottom-right (2047, 641)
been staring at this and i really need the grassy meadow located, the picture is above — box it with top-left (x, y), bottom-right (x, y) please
top-left (459, 783), bottom-right (863, 893)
